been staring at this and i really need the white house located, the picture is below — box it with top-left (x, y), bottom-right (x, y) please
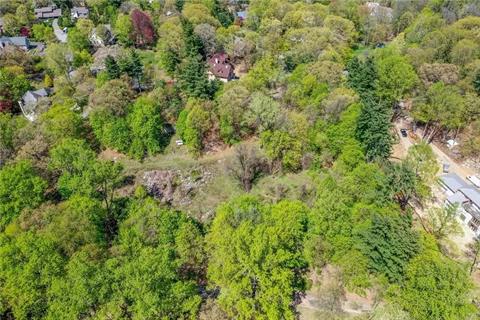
top-left (18, 88), bottom-right (49, 122)
top-left (441, 173), bottom-right (480, 237)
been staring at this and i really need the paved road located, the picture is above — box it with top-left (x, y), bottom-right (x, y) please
top-left (52, 19), bottom-right (67, 43)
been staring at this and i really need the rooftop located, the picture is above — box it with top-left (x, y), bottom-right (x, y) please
top-left (207, 53), bottom-right (234, 79)
top-left (440, 173), bottom-right (469, 193)
top-left (0, 36), bottom-right (29, 48)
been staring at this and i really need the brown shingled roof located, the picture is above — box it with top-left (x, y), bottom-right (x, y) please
top-left (207, 53), bottom-right (235, 80)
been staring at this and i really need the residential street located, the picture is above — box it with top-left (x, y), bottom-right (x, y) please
top-left (52, 19), bottom-right (67, 43)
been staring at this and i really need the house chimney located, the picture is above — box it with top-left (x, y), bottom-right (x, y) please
top-left (215, 58), bottom-right (219, 63)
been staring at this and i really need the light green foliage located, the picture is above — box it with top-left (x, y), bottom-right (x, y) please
top-left (183, 101), bottom-right (211, 155)
top-left (244, 92), bottom-right (280, 133)
top-left (425, 205), bottom-right (463, 240)
top-left (0, 161), bottom-right (47, 228)
top-left (396, 249), bottom-right (476, 320)
top-left (106, 197), bottom-right (203, 318)
top-left (49, 138), bottom-right (97, 198)
top-left (242, 55), bottom-right (281, 91)
top-left (32, 24), bottom-right (56, 42)
top-left (375, 54), bottom-right (418, 103)
top-left (114, 13), bottom-right (134, 46)
top-left (0, 232), bottom-right (65, 320)
top-left (39, 105), bottom-right (84, 143)
top-left (46, 246), bottom-right (109, 320)
top-left (127, 97), bottom-right (165, 159)
top-left (45, 43), bottom-right (74, 78)
top-left (261, 130), bottom-right (303, 171)
top-left (0, 113), bottom-right (26, 165)
top-left (207, 196), bottom-right (308, 319)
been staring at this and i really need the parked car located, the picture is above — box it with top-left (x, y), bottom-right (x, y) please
top-left (467, 175), bottom-right (480, 188)
top-left (443, 162), bottom-right (450, 173)
top-left (400, 128), bottom-right (407, 137)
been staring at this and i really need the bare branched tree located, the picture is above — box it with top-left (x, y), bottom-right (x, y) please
top-left (228, 144), bottom-right (266, 192)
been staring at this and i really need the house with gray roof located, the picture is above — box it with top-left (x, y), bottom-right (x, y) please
top-left (18, 88), bottom-right (50, 122)
top-left (440, 173), bottom-right (469, 195)
top-left (35, 6), bottom-right (62, 20)
top-left (71, 7), bottom-right (89, 19)
top-left (441, 173), bottom-right (480, 237)
top-left (0, 37), bottom-right (30, 50)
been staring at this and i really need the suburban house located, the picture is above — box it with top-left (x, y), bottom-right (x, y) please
top-left (18, 88), bottom-right (50, 122)
top-left (207, 53), bottom-right (235, 82)
top-left (364, 2), bottom-right (393, 21)
top-left (90, 24), bottom-right (115, 47)
top-left (0, 36), bottom-right (30, 50)
top-left (90, 45), bottom-right (122, 74)
top-left (71, 7), bottom-right (89, 19)
top-left (440, 173), bottom-right (480, 237)
top-left (35, 6), bottom-right (62, 20)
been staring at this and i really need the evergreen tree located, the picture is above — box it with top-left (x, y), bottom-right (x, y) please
top-left (347, 56), bottom-right (377, 98)
top-left (182, 18), bottom-right (204, 57)
top-left (356, 94), bottom-right (393, 161)
top-left (473, 71), bottom-right (480, 95)
top-left (105, 55), bottom-right (120, 80)
top-left (178, 54), bottom-right (212, 99)
top-left (212, 0), bottom-right (234, 27)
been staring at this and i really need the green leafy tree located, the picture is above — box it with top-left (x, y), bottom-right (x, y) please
top-left (260, 130), bottom-right (303, 172)
top-left (397, 249), bottom-right (476, 320)
top-left (375, 55), bottom-right (418, 104)
top-left (207, 196), bottom-right (308, 319)
top-left (0, 232), bottom-right (65, 320)
top-left (46, 245), bottom-right (109, 319)
top-left (425, 205), bottom-right (462, 240)
top-left (49, 138), bottom-right (97, 198)
top-left (0, 68), bottom-right (31, 111)
top-left (127, 97), bottom-right (165, 159)
top-left (0, 161), bottom-right (47, 228)
top-left (183, 102), bottom-right (210, 155)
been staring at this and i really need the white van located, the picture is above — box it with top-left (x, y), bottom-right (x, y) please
top-left (467, 175), bottom-right (480, 188)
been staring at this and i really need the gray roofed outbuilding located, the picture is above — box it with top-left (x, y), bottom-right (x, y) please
top-left (440, 173), bottom-right (469, 193)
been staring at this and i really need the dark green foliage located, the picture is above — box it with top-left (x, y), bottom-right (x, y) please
top-left (105, 55), bottom-right (121, 80)
top-left (346, 57), bottom-right (377, 98)
top-left (385, 161), bottom-right (419, 209)
top-left (182, 18), bottom-right (204, 57)
top-left (178, 54), bottom-right (213, 99)
top-left (473, 70), bottom-right (480, 95)
top-left (356, 95), bottom-right (392, 161)
top-left (212, 0), bottom-right (234, 27)
top-left (119, 50), bottom-right (144, 86)
top-left (358, 213), bottom-right (419, 282)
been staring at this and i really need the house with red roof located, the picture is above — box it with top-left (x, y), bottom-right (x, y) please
top-left (207, 53), bottom-right (235, 82)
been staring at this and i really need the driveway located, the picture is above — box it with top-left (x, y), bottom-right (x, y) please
top-left (52, 19), bottom-right (67, 43)
top-left (394, 120), bottom-right (475, 179)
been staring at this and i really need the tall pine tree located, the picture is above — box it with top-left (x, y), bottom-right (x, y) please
top-left (356, 94), bottom-right (393, 161)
